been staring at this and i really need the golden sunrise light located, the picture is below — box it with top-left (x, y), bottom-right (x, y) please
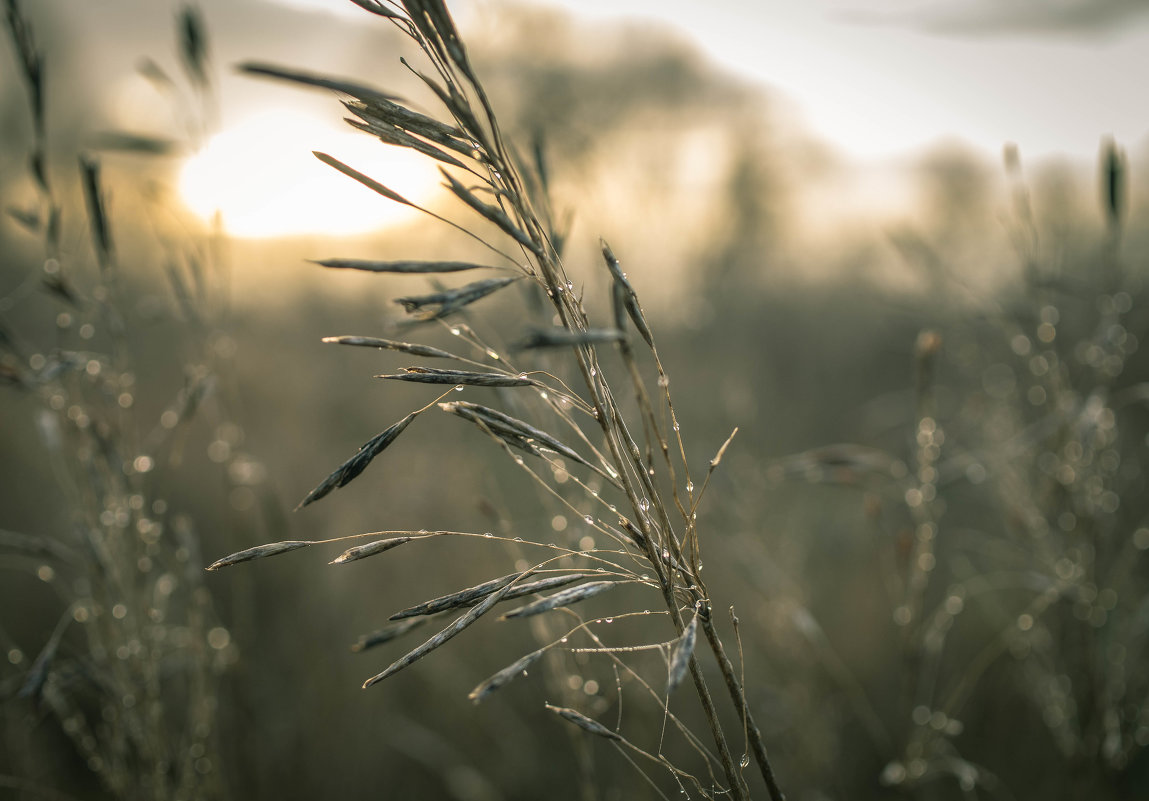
top-left (179, 110), bottom-right (442, 238)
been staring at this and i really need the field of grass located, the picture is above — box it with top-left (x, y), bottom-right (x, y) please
top-left (3, 1), bottom-right (1149, 800)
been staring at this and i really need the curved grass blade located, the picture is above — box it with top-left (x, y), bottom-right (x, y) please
top-left (546, 705), bottom-right (621, 741)
top-left (297, 411), bottom-right (418, 509)
top-left (377, 367), bottom-right (535, 387)
top-left (499, 581), bottom-right (616, 621)
top-left (313, 258), bottom-right (488, 274)
top-left (469, 647), bottom-right (545, 703)
top-left (206, 540), bottom-right (310, 571)
top-left (330, 536), bottom-right (413, 565)
top-left (666, 610), bottom-right (698, 695)
top-left (363, 575), bottom-right (521, 687)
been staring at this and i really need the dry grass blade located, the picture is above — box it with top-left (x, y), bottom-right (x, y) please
top-left (513, 328), bottom-right (623, 351)
top-left (546, 705), bottom-right (622, 741)
top-left (205, 540), bottom-right (311, 571)
top-left (440, 400), bottom-right (596, 471)
top-left (390, 572), bottom-right (522, 620)
top-left (666, 610), bottom-right (698, 695)
top-left (322, 336), bottom-right (459, 359)
top-left (499, 581), bottom-right (616, 620)
top-left (469, 647), bottom-right (545, 703)
top-left (313, 258), bottom-right (488, 274)
top-left (330, 536), bottom-right (413, 564)
top-left (297, 411), bottom-right (418, 509)
top-left (377, 367), bottom-right (535, 387)
top-left (351, 617), bottom-right (429, 652)
top-left (395, 276), bottom-right (517, 317)
top-left (363, 576), bottom-right (521, 687)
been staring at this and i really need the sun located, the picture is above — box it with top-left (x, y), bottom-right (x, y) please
top-left (179, 110), bottom-right (442, 238)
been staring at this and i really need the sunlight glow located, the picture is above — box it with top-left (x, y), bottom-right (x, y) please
top-left (179, 110), bottom-right (441, 238)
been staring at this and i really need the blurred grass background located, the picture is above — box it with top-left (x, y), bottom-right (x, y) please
top-left (3, 1), bottom-right (1149, 799)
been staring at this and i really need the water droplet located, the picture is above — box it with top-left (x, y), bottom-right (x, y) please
top-left (560, 636), bottom-right (568, 643)
top-left (639, 498), bottom-right (649, 512)
top-left (454, 385), bottom-right (464, 391)
top-left (483, 532), bottom-right (493, 538)
top-left (590, 368), bottom-right (597, 377)
top-left (450, 327), bottom-right (461, 335)
top-left (486, 349), bottom-right (500, 360)
top-left (514, 455), bottom-right (524, 465)
top-left (648, 468), bottom-right (655, 476)
top-left (566, 281), bottom-right (573, 291)
top-left (513, 537), bottom-right (523, 542)
top-left (685, 480), bottom-right (694, 493)
top-left (661, 548), bottom-right (670, 559)
top-left (539, 391), bottom-right (549, 400)
top-left (658, 375), bottom-right (670, 388)
top-left (740, 754), bottom-right (750, 768)
top-left (584, 515), bottom-right (594, 525)
top-left (672, 423), bottom-right (680, 432)
top-left (604, 618), bottom-right (613, 624)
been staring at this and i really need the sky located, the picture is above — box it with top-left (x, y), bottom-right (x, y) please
top-left (16, 0), bottom-right (1144, 238)
top-left (271, 0), bottom-right (1149, 161)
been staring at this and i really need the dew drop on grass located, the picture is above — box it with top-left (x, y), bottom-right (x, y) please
top-left (584, 515), bottom-right (594, 525)
top-left (486, 349), bottom-right (500, 360)
top-left (740, 754), bottom-right (750, 768)
top-left (685, 480), bottom-right (694, 493)
top-left (454, 385), bottom-right (464, 391)
top-left (450, 327), bottom-right (460, 335)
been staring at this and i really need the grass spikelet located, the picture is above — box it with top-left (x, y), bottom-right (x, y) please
top-left (602, 240), bottom-right (653, 349)
top-left (546, 705), bottom-right (621, 741)
top-left (322, 336), bottom-right (459, 360)
top-left (499, 581), bottom-right (616, 620)
top-left (469, 647), bottom-right (545, 703)
top-left (205, 540), bottom-right (311, 571)
top-left (363, 576), bottom-right (521, 687)
top-left (178, 4), bottom-right (209, 88)
top-left (512, 327), bottom-right (624, 351)
top-left (329, 536), bottom-right (413, 565)
top-left (440, 170), bottom-right (542, 255)
top-left (313, 258), bottom-right (488, 274)
top-left (439, 400), bottom-right (593, 469)
top-left (313, 151), bottom-right (415, 207)
top-left (80, 156), bottom-right (113, 266)
top-left (666, 610), bottom-right (698, 695)
top-left (395, 276), bottom-right (518, 317)
top-left (351, 618), bottom-right (429, 652)
top-left (389, 572), bottom-right (522, 620)
top-left (377, 367), bottom-right (536, 387)
top-left (297, 412), bottom-right (418, 509)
